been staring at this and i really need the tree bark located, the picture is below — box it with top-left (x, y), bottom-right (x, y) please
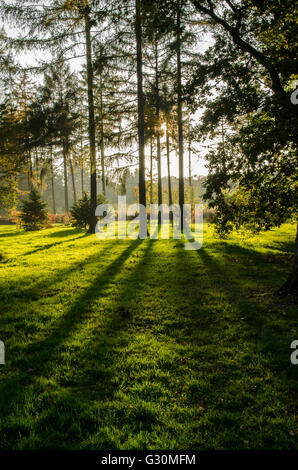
top-left (150, 137), bottom-right (153, 204)
top-left (80, 117), bottom-right (84, 196)
top-left (84, 7), bottom-right (97, 233)
top-left (176, 2), bottom-right (184, 226)
top-left (81, 167), bottom-right (84, 196)
top-left (188, 128), bottom-right (193, 205)
top-left (154, 39), bottom-right (162, 223)
top-left (28, 154), bottom-right (33, 191)
top-left (188, 140), bottom-right (192, 188)
top-left (69, 155), bottom-right (77, 205)
top-left (99, 81), bottom-right (106, 195)
top-left (63, 140), bottom-right (69, 213)
top-left (135, 0), bottom-right (146, 209)
top-left (50, 147), bottom-right (56, 214)
top-left (166, 126), bottom-right (173, 207)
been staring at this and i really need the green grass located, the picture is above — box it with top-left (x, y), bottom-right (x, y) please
top-left (0, 223), bottom-right (297, 450)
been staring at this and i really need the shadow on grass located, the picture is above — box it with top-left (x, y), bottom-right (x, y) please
top-left (0, 229), bottom-right (24, 238)
top-left (0, 239), bottom-right (144, 411)
top-left (45, 227), bottom-right (86, 238)
top-left (0, 235), bottom-right (296, 449)
top-left (0, 239), bottom-right (117, 304)
top-left (171, 240), bottom-right (297, 377)
top-left (0, 238), bottom-right (161, 449)
top-left (21, 233), bottom-right (88, 257)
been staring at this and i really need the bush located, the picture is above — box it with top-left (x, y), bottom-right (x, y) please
top-left (7, 208), bottom-right (22, 227)
top-left (70, 192), bottom-right (108, 230)
top-left (20, 187), bottom-right (49, 231)
top-left (48, 213), bottom-right (71, 225)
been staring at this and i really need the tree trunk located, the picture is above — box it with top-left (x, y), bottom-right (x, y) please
top-left (81, 167), bottom-right (84, 196)
top-left (188, 139), bottom-right (192, 187)
top-left (176, 2), bottom-right (184, 226)
top-left (35, 148), bottom-right (39, 172)
top-left (63, 141), bottom-right (69, 213)
top-left (155, 39), bottom-right (162, 223)
top-left (150, 137), bottom-right (153, 204)
top-left (188, 133), bottom-right (194, 205)
top-left (84, 7), bottom-right (97, 233)
top-left (278, 224), bottom-right (298, 295)
top-left (80, 118), bottom-right (84, 196)
top-left (28, 153), bottom-right (33, 191)
top-left (69, 155), bottom-right (77, 205)
top-left (99, 81), bottom-right (106, 195)
top-left (50, 148), bottom-right (56, 214)
top-left (166, 126), bottom-right (173, 207)
top-left (135, 0), bottom-right (146, 209)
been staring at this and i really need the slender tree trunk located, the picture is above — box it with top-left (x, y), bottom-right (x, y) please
top-left (154, 39), bottom-right (162, 222)
top-left (80, 118), bottom-right (84, 196)
top-left (188, 136), bottom-right (194, 206)
top-left (69, 155), bottom-right (77, 205)
top-left (28, 153), bottom-right (33, 191)
top-left (63, 140), bottom-right (69, 213)
top-left (135, 0), bottom-right (146, 209)
top-left (81, 167), bottom-right (84, 196)
top-left (188, 140), bottom-right (191, 186)
top-left (35, 148), bottom-right (39, 172)
top-left (176, 2), bottom-right (184, 226)
top-left (99, 81), bottom-right (106, 195)
top-left (84, 7), bottom-right (97, 233)
top-left (278, 224), bottom-right (298, 294)
top-left (50, 148), bottom-right (56, 214)
top-left (150, 137), bottom-right (153, 204)
top-left (24, 91), bottom-right (32, 191)
top-left (166, 126), bottom-right (173, 207)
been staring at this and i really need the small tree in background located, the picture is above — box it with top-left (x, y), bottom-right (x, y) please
top-left (20, 188), bottom-right (49, 231)
top-left (70, 192), bottom-right (108, 230)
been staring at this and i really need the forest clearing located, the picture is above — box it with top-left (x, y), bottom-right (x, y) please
top-left (0, 223), bottom-right (297, 449)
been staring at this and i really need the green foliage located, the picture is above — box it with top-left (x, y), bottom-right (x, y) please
top-left (20, 187), bottom-right (49, 231)
top-left (188, 0), bottom-right (298, 236)
top-left (70, 192), bottom-right (108, 230)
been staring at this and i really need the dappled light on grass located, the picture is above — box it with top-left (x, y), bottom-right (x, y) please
top-left (0, 224), bottom-right (297, 449)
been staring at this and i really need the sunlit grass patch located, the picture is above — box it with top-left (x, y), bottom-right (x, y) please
top-left (0, 223), bottom-right (297, 449)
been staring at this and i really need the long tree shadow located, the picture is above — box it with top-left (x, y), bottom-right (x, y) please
top-left (45, 228), bottom-right (86, 238)
top-left (170, 241), bottom-right (297, 386)
top-left (135, 240), bottom-right (296, 448)
top-left (0, 230), bottom-right (23, 238)
top-left (0, 237), bottom-right (296, 449)
top-left (0, 238), bottom-right (159, 449)
top-left (20, 233), bottom-right (88, 257)
top-left (0, 239), bottom-right (144, 417)
top-left (30, 239), bottom-right (156, 449)
top-left (0, 239), bottom-right (118, 304)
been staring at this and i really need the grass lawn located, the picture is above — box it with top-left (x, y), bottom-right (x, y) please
top-left (0, 223), bottom-right (297, 450)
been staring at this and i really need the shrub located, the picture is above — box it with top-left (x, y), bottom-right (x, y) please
top-left (70, 192), bottom-right (108, 230)
top-left (8, 208), bottom-right (22, 227)
top-left (48, 213), bottom-right (71, 225)
top-left (20, 187), bottom-right (49, 231)
top-left (63, 212), bottom-right (71, 225)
